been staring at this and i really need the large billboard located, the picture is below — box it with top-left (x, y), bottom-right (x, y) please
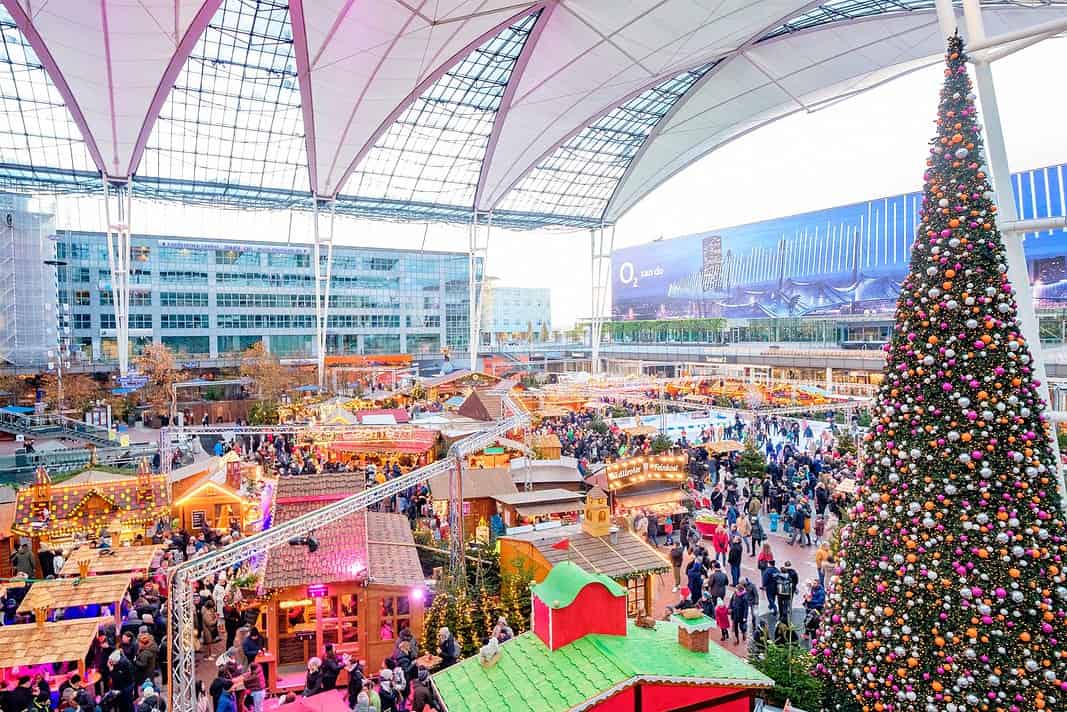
top-left (612, 163), bottom-right (1067, 320)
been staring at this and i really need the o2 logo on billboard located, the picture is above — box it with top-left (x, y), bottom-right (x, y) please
top-left (618, 261), bottom-right (662, 288)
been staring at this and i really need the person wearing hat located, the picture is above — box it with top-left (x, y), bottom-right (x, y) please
top-left (133, 631), bottom-right (158, 687)
top-left (342, 656), bottom-right (363, 708)
top-left (135, 682), bottom-right (162, 712)
top-left (410, 668), bottom-right (434, 712)
top-left (377, 668), bottom-right (398, 712)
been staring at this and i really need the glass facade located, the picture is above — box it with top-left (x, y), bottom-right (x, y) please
top-left (55, 231), bottom-right (476, 361)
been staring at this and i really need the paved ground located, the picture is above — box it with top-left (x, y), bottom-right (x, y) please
top-left (648, 513), bottom-right (824, 659)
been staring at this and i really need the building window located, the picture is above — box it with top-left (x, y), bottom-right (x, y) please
top-left (215, 249), bottom-right (260, 266)
top-left (128, 314), bottom-right (153, 329)
top-left (217, 335), bottom-right (262, 354)
top-left (72, 267), bottom-right (90, 283)
top-left (73, 290), bottom-right (90, 306)
top-left (161, 292), bottom-right (209, 308)
top-left (377, 596), bottom-right (411, 641)
top-left (71, 313), bottom-right (91, 330)
top-left (130, 292), bottom-right (152, 306)
top-left (161, 314), bottom-right (209, 329)
top-left (100, 290), bottom-right (113, 306)
top-left (160, 271), bottom-right (208, 284)
top-left (162, 336), bottom-right (210, 354)
top-left (625, 578), bottom-right (644, 617)
top-left (101, 314), bottom-right (115, 329)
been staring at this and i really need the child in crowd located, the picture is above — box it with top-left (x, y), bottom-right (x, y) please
top-left (714, 600), bottom-right (730, 642)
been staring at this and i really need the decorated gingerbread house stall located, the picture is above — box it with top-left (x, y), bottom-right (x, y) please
top-left (12, 463), bottom-right (169, 548)
top-left (431, 561), bottom-right (772, 711)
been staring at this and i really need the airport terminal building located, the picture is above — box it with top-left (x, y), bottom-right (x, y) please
top-left (53, 231), bottom-right (478, 366)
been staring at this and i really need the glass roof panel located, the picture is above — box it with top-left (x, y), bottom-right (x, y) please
top-left (0, 5), bottom-right (97, 189)
top-left (762, 1), bottom-right (1065, 39)
top-left (495, 61), bottom-right (717, 222)
top-left (138, 0), bottom-right (309, 201)
top-left (339, 12), bottom-right (540, 211)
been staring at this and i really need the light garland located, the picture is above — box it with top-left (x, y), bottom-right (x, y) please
top-left (815, 35), bottom-right (1067, 712)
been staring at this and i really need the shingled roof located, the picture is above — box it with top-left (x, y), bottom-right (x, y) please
top-left (262, 473), bottom-right (422, 591)
top-left (502, 523), bottom-right (669, 580)
top-left (427, 467), bottom-right (517, 501)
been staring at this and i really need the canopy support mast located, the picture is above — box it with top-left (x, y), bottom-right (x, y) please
top-left (102, 178), bottom-right (132, 377)
top-left (590, 223), bottom-right (614, 374)
top-left (313, 197), bottom-right (336, 390)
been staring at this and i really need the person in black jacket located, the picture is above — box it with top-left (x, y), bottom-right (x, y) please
top-left (301, 658), bottom-right (323, 697)
top-left (436, 627), bottom-right (459, 669)
top-left (728, 586), bottom-right (749, 644)
top-left (727, 536), bottom-right (743, 586)
top-left (705, 561), bottom-right (728, 604)
top-left (107, 651), bottom-right (136, 712)
top-left (342, 657), bottom-right (363, 707)
top-left (319, 645), bottom-right (340, 690)
top-left (3, 677), bottom-right (34, 712)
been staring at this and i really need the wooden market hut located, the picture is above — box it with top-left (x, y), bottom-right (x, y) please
top-left (170, 457), bottom-right (254, 534)
top-left (0, 617), bottom-right (112, 687)
top-left (509, 458), bottom-right (585, 493)
top-left (419, 370), bottom-right (501, 400)
top-left (490, 488), bottom-right (584, 529)
top-left (59, 544), bottom-right (161, 577)
top-left (17, 573), bottom-right (130, 625)
top-left (12, 463), bottom-right (169, 546)
top-left (258, 472), bottom-right (425, 692)
top-left (530, 433), bottom-right (562, 460)
top-left (427, 466), bottom-right (516, 536)
top-left (0, 487), bottom-right (16, 579)
top-left (498, 488), bottom-right (669, 616)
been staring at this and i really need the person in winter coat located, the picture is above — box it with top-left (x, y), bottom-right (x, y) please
top-left (135, 682), bottom-right (164, 712)
top-left (645, 515), bottom-right (659, 547)
top-left (742, 578), bottom-right (760, 634)
top-left (749, 515), bottom-right (765, 557)
top-left (706, 561), bottom-right (728, 604)
top-left (713, 601), bottom-right (730, 641)
top-left (376, 668), bottom-right (398, 712)
top-left (134, 633), bottom-right (158, 687)
top-left (685, 560), bottom-right (704, 606)
top-left (711, 527), bottom-right (729, 566)
top-left (214, 679), bottom-right (235, 712)
top-left (735, 515), bottom-right (751, 555)
top-left (727, 536), bottom-right (743, 587)
top-left (804, 580), bottom-right (826, 612)
top-left (10, 544), bottom-right (36, 577)
top-left (437, 627), bottom-right (459, 669)
top-left (669, 543), bottom-right (684, 593)
top-left (342, 656), bottom-right (363, 707)
top-left (301, 658), bottom-right (323, 697)
top-left (242, 662), bottom-right (265, 712)
top-left (410, 668), bottom-right (436, 712)
top-left (319, 645), bottom-right (341, 690)
top-left (728, 586), bottom-right (749, 643)
top-left (761, 561), bottom-right (780, 615)
top-left (5, 676), bottom-right (35, 712)
top-left (108, 650), bottom-right (136, 712)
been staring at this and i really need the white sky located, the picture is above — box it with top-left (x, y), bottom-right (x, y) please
top-left (52, 38), bottom-right (1067, 330)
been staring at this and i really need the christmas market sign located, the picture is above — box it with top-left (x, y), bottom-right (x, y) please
top-left (605, 453), bottom-right (687, 491)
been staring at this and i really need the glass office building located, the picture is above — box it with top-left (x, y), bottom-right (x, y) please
top-left (54, 231), bottom-right (477, 364)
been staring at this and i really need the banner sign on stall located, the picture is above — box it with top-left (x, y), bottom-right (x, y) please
top-left (604, 453), bottom-right (688, 490)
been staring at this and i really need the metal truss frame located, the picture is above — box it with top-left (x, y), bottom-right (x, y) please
top-left (468, 214), bottom-right (491, 370)
top-left (590, 224), bottom-right (615, 374)
top-left (101, 178), bottom-right (132, 376)
top-left (167, 397), bottom-right (528, 712)
top-left (312, 197), bottom-right (336, 389)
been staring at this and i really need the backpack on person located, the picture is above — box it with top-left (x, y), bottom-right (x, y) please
top-left (776, 571), bottom-right (794, 598)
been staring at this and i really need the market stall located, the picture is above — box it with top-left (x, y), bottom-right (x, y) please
top-left (604, 454), bottom-right (690, 520)
top-left (0, 617), bottom-right (110, 688)
top-left (314, 426), bottom-right (440, 472)
top-left (59, 544), bottom-right (161, 577)
top-left (17, 573), bottom-right (130, 625)
top-left (530, 433), bottom-right (562, 459)
top-left (492, 489), bottom-right (584, 530)
top-left (427, 467), bottom-right (517, 537)
top-left (258, 472), bottom-right (424, 692)
top-left (499, 489), bottom-right (669, 616)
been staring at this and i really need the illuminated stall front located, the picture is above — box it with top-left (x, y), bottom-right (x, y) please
top-left (603, 454), bottom-right (690, 519)
top-left (259, 473), bottom-right (424, 692)
top-left (311, 426), bottom-right (440, 472)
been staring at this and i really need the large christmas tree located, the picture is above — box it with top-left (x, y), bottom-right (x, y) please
top-left (816, 34), bottom-right (1067, 712)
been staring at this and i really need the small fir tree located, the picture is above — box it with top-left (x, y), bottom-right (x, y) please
top-left (816, 34), bottom-right (1067, 712)
top-left (736, 439), bottom-right (767, 481)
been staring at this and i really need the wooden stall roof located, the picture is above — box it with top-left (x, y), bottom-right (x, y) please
top-left (275, 472), bottom-right (366, 501)
top-left (502, 524), bottom-right (670, 579)
top-left (492, 489), bottom-right (583, 517)
top-left (0, 617), bottom-right (110, 669)
top-left (60, 545), bottom-right (161, 576)
top-left (365, 512), bottom-right (424, 587)
top-left (427, 467), bottom-right (517, 501)
top-left (703, 440), bottom-right (744, 454)
top-left (530, 433), bottom-right (562, 448)
top-left (509, 463), bottom-right (583, 486)
top-left (18, 573), bottom-right (131, 613)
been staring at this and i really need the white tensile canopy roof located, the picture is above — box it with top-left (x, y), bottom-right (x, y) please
top-left (1, 0), bottom-right (1064, 229)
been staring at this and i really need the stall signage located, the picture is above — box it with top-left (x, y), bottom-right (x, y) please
top-left (605, 453), bottom-right (688, 488)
